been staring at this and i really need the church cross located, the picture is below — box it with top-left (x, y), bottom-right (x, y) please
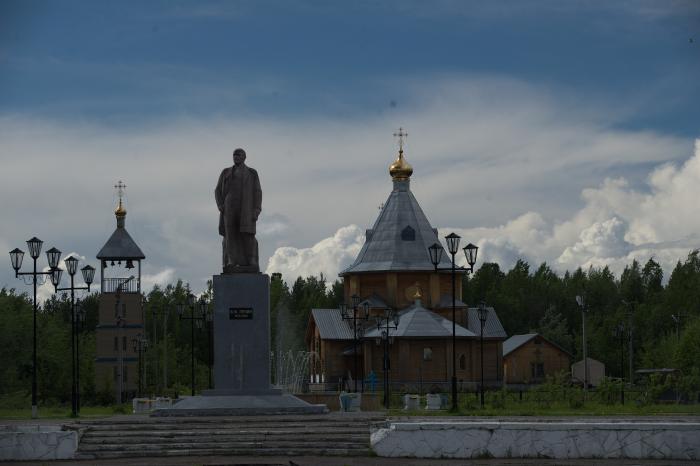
top-left (393, 127), bottom-right (408, 152)
top-left (114, 180), bottom-right (127, 208)
top-left (114, 180), bottom-right (127, 200)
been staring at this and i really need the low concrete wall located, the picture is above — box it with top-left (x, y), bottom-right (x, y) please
top-left (0, 425), bottom-right (78, 460)
top-left (371, 420), bottom-right (700, 460)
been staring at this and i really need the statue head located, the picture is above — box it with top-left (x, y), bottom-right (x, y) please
top-left (233, 148), bottom-right (246, 166)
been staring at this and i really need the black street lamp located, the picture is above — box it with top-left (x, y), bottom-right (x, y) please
top-left (671, 313), bottom-right (686, 341)
top-left (51, 255), bottom-right (95, 417)
top-left (178, 292), bottom-right (197, 396)
top-left (622, 300), bottom-right (635, 384)
top-left (75, 299), bottom-right (86, 413)
top-left (375, 309), bottom-right (399, 409)
top-left (198, 297), bottom-right (214, 389)
top-left (144, 296), bottom-right (176, 394)
top-left (428, 234), bottom-right (479, 412)
top-left (575, 295), bottom-right (589, 397)
top-left (340, 294), bottom-right (369, 392)
top-left (613, 323), bottom-right (626, 404)
top-left (178, 292), bottom-right (211, 396)
top-left (131, 333), bottom-right (149, 398)
top-left (477, 301), bottom-right (488, 409)
top-left (9, 238), bottom-right (62, 418)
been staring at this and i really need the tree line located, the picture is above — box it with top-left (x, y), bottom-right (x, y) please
top-left (1, 252), bottom-right (698, 405)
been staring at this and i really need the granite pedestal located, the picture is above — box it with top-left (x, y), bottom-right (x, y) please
top-left (153, 273), bottom-right (326, 416)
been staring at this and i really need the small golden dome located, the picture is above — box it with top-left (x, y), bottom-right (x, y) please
top-left (412, 285), bottom-right (422, 300)
top-left (115, 199), bottom-right (126, 217)
top-left (389, 149), bottom-right (413, 181)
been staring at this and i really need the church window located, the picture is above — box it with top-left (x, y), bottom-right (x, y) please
top-left (401, 226), bottom-right (415, 241)
top-left (459, 354), bottom-right (466, 370)
top-left (423, 347), bottom-right (433, 361)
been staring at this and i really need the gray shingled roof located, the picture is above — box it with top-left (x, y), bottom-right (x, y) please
top-left (96, 226), bottom-right (145, 260)
top-left (340, 179), bottom-right (454, 275)
top-left (359, 293), bottom-right (390, 309)
top-left (503, 333), bottom-right (537, 356)
top-left (436, 294), bottom-right (468, 309)
top-left (466, 307), bottom-right (508, 339)
top-left (310, 309), bottom-right (354, 340)
top-left (364, 300), bottom-right (475, 339)
top-left (503, 333), bottom-right (573, 357)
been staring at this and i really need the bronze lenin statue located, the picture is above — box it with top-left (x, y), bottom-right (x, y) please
top-left (215, 148), bottom-right (262, 273)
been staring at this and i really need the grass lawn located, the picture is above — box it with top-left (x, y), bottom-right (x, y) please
top-left (389, 402), bottom-right (700, 417)
top-left (0, 404), bottom-right (130, 420)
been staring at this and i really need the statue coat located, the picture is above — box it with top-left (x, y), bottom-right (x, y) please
top-left (215, 164), bottom-right (262, 235)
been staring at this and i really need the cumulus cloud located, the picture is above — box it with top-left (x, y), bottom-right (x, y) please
top-left (265, 225), bottom-right (364, 286)
top-left (0, 75), bottom-right (694, 293)
top-left (142, 268), bottom-right (177, 291)
top-left (270, 140), bottom-right (700, 282)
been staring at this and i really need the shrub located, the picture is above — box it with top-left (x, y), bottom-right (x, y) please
top-left (486, 387), bottom-right (508, 409)
top-left (595, 377), bottom-right (624, 405)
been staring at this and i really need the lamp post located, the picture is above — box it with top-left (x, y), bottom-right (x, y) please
top-left (178, 292), bottom-right (197, 396)
top-left (200, 297), bottom-right (213, 389)
top-left (145, 296), bottom-right (175, 394)
top-left (428, 234), bottom-right (479, 412)
top-left (622, 300), bottom-right (635, 384)
top-left (51, 256), bottom-right (95, 417)
top-left (75, 299), bottom-right (86, 413)
top-left (340, 295), bottom-right (369, 392)
top-left (178, 293), bottom-right (211, 396)
top-left (613, 323), bottom-right (625, 404)
top-left (477, 301), bottom-right (488, 409)
top-left (132, 333), bottom-right (148, 398)
top-left (375, 309), bottom-right (399, 409)
top-left (9, 238), bottom-right (62, 418)
top-left (671, 313), bottom-right (686, 341)
top-left (575, 295), bottom-right (589, 397)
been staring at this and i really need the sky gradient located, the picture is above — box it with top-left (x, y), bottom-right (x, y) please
top-left (1, 0), bottom-right (699, 298)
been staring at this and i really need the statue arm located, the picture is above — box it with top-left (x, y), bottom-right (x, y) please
top-left (253, 170), bottom-right (262, 220)
top-left (215, 170), bottom-right (226, 212)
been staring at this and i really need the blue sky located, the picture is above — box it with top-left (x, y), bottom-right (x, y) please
top-left (1, 1), bottom-right (699, 295)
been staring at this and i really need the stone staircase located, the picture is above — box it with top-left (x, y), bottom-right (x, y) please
top-left (72, 414), bottom-right (383, 459)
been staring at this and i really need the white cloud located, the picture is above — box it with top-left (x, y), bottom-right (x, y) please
top-left (141, 268), bottom-right (177, 291)
top-left (265, 225), bottom-right (364, 286)
top-left (268, 140), bottom-right (700, 282)
top-left (0, 75), bottom-right (694, 292)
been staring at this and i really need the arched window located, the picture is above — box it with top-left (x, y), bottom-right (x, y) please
top-left (401, 225), bottom-right (415, 241)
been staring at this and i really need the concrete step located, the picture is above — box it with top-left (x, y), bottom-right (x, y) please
top-left (75, 415), bottom-right (384, 426)
top-left (79, 422), bottom-right (372, 431)
top-left (78, 440), bottom-right (368, 452)
top-left (72, 414), bottom-right (378, 459)
top-left (80, 431), bottom-right (369, 444)
top-left (75, 446), bottom-right (369, 459)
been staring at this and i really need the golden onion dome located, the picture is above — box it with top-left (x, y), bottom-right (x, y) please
top-left (389, 149), bottom-right (413, 181)
top-left (115, 199), bottom-right (126, 217)
top-left (412, 285), bottom-right (422, 300)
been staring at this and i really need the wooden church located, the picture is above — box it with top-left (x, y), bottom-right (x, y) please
top-left (306, 134), bottom-right (507, 392)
